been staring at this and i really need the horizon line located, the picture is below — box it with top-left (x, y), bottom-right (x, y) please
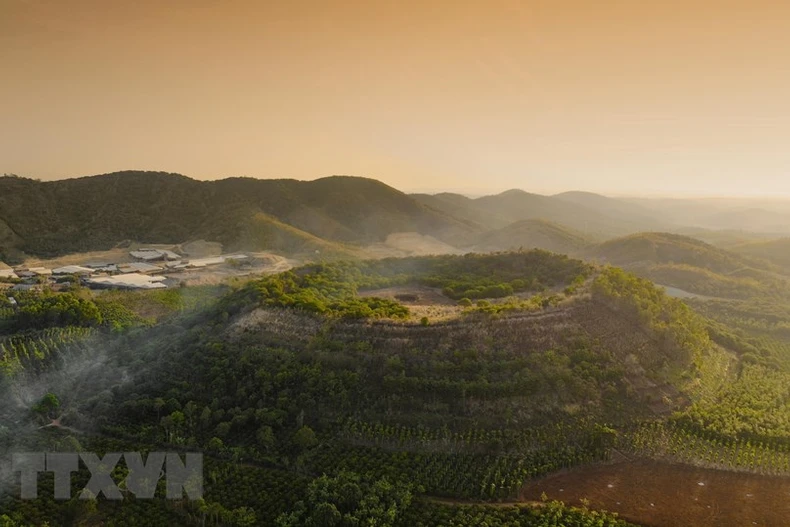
top-left (5, 169), bottom-right (790, 201)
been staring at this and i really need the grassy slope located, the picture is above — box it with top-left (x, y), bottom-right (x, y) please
top-left (471, 219), bottom-right (592, 255)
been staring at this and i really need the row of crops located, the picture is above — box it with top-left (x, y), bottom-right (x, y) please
top-left (624, 421), bottom-right (790, 475)
top-left (0, 326), bottom-right (95, 376)
top-left (304, 441), bottom-right (610, 501)
top-left (340, 418), bottom-right (614, 454)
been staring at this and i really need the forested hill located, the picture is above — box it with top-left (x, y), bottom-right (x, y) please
top-left (0, 252), bottom-right (707, 525)
top-left (587, 232), bottom-right (790, 300)
top-left (5, 250), bottom-right (790, 525)
top-left (5, 171), bottom-right (790, 268)
top-left (0, 172), bottom-right (476, 261)
top-left (412, 189), bottom-right (671, 236)
top-left (470, 219), bottom-right (591, 255)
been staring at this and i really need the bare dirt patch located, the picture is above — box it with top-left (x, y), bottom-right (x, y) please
top-left (522, 458), bottom-right (790, 526)
top-left (21, 247), bottom-right (143, 268)
top-left (359, 285), bottom-right (463, 321)
top-left (359, 285), bottom-right (457, 306)
top-left (165, 252), bottom-right (296, 286)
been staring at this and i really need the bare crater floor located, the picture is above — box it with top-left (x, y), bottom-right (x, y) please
top-left (522, 459), bottom-right (790, 527)
top-left (358, 285), bottom-right (463, 321)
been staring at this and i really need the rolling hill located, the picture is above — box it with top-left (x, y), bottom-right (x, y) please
top-left (626, 197), bottom-right (790, 235)
top-left (0, 172), bottom-right (476, 262)
top-left (552, 190), bottom-right (668, 228)
top-left (589, 232), bottom-right (790, 300)
top-left (471, 219), bottom-right (592, 255)
top-left (588, 232), bottom-right (752, 273)
top-left (4, 171), bottom-right (789, 276)
top-left (414, 188), bottom-right (672, 239)
top-left (730, 238), bottom-right (790, 268)
top-left (0, 252), bottom-right (715, 525)
top-left (4, 250), bottom-right (790, 525)
top-left (411, 192), bottom-right (509, 230)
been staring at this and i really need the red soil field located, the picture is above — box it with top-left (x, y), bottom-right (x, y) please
top-left (522, 458), bottom-right (790, 527)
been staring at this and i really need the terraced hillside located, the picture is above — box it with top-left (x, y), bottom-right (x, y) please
top-left (0, 251), bottom-right (734, 526)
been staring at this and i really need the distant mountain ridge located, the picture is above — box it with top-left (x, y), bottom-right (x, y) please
top-left (0, 171), bottom-right (475, 262)
top-left (3, 170), bottom-right (790, 265)
top-left (413, 187), bottom-right (671, 237)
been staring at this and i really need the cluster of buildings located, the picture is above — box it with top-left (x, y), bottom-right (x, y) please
top-left (0, 249), bottom-right (251, 292)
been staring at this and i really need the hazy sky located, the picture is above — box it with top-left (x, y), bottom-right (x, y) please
top-left (3, 0), bottom-right (790, 196)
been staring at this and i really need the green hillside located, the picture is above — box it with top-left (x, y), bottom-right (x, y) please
top-left (730, 238), bottom-right (790, 268)
top-left (234, 212), bottom-right (361, 259)
top-left (0, 172), bottom-right (476, 262)
top-left (413, 189), bottom-right (671, 239)
top-left (412, 192), bottom-right (511, 229)
top-left (4, 250), bottom-right (790, 525)
top-left (471, 190), bottom-right (642, 237)
top-left (589, 232), bottom-right (750, 272)
top-left (0, 252), bottom-right (717, 526)
top-left (588, 232), bottom-right (790, 300)
top-left (472, 219), bottom-right (592, 254)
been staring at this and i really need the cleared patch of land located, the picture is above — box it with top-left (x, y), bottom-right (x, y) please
top-left (19, 246), bottom-right (156, 268)
top-left (358, 285), bottom-right (462, 321)
top-left (166, 252), bottom-right (296, 286)
top-left (522, 458), bottom-right (790, 527)
top-left (358, 285), bottom-right (457, 306)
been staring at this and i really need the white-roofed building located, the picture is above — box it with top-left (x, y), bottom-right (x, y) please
top-left (118, 262), bottom-right (163, 274)
top-left (184, 256), bottom-right (225, 268)
top-left (130, 249), bottom-right (180, 261)
top-left (87, 273), bottom-right (168, 290)
top-left (84, 263), bottom-right (119, 273)
top-left (183, 254), bottom-right (250, 268)
top-left (0, 269), bottom-right (18, 280)
top-left (52, 265), bottom-right (95, 275)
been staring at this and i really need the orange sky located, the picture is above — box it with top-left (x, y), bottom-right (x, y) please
top-left (3, 0), bottom-right (790, 196)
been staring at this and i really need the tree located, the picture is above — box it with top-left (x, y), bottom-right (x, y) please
top-left (257, 425), bottom-right (275, 450)
top-left (32, 392), bottom-right (60, 420)
top-left (276, 472), bottom-right (412, 527)
top-left (293, 425), bottom-right (318, 450)
top-left (207, 437), bottom-right (225, 453)
top-left (0, 515), bottom-right (19, 527)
